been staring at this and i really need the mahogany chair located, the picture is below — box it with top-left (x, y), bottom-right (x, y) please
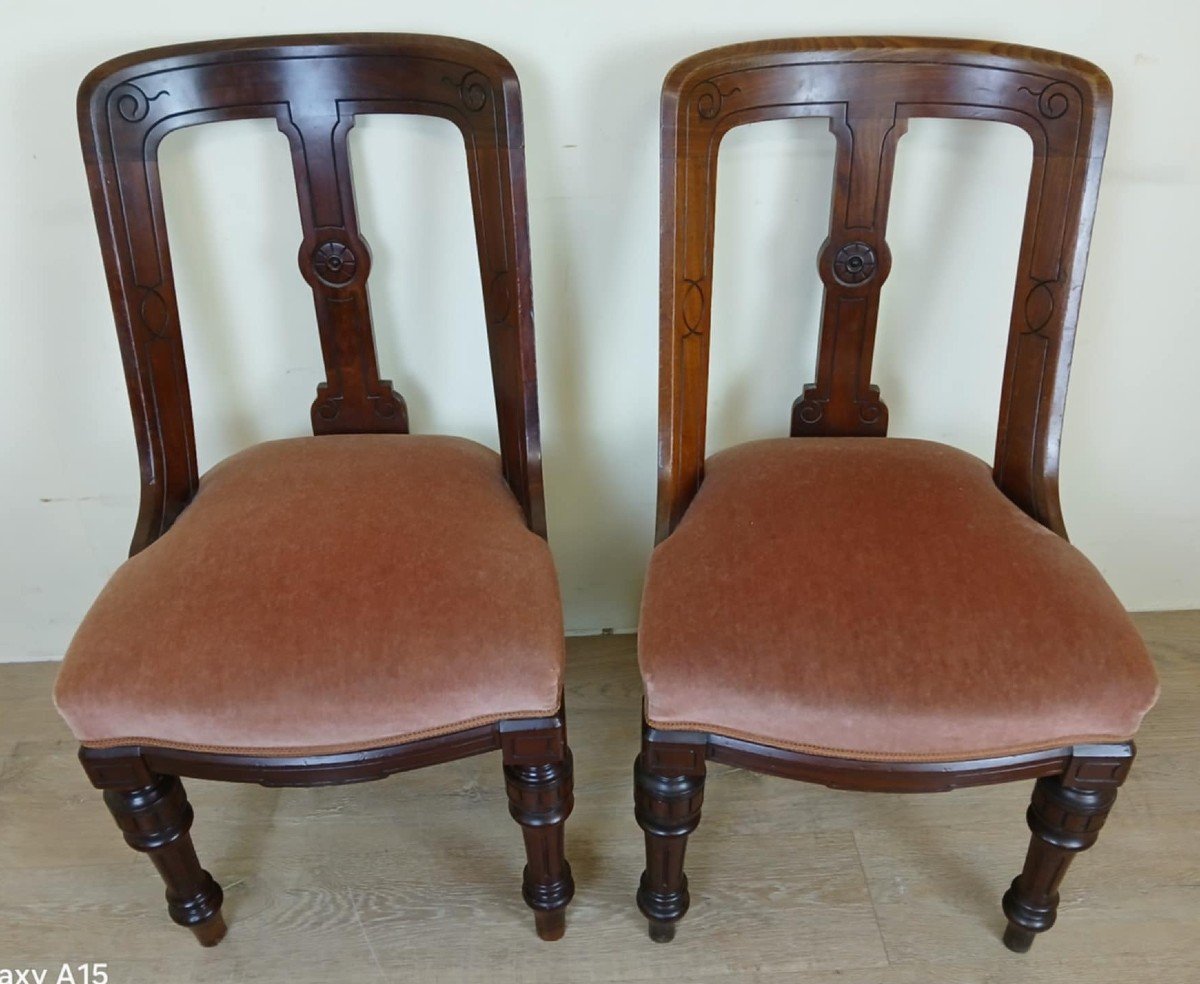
top-left (636, 37), bottom-right (1159, 950)
top-left (55, 35), bottom-right (574, 946)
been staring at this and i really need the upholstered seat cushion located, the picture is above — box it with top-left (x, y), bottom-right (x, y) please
top-left (639, 438), bottom-right (1159, 762)
top-left (54, 435), bottom-right (564, 754)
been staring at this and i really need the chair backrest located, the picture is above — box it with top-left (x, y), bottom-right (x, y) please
top-left (78, 34), bottom-right (546, 552)
top-left (657, 37), bottom-right (1111, 541)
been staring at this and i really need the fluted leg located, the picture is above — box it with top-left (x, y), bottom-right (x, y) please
top-left (634, 738), bottom-right (706, 942)
top-left (1001, 773), bottom-right (1119, 952)
top-left (503, 749), bottom-right (575, 940)
top-left (103, 774), bottom-right (226, 947)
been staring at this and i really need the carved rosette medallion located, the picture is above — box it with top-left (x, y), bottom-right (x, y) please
top-left (312, 241), bottom-right (357, 287)
top-left (832, 242), bottom-right (877, 286)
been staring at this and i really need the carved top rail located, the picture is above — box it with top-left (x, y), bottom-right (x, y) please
top-left (657, 37), bottom-right (1111, 541)
top-left (79, 34), bottom-right (546, 552)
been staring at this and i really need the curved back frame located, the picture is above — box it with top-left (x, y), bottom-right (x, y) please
top-left (79, 34), bottom-right (546, 552)
top-left (657, 37), bottom-right (1111, 541)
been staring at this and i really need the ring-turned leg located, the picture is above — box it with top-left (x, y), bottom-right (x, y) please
top-left (501, 720), bottom-right (575, 940)
top-left (635, 729), bottom-right (707, 942)
top-left (104, 773), bottom-right (226, 946)
top-left (1002, 747), bottom-right (1132, 952)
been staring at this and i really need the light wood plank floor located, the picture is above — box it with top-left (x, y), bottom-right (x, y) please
top-left (1, 611), bottom-right (1198, 982)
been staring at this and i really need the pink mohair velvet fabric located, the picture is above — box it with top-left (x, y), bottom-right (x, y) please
top-left (639, 438), bottom-right (1159, 762)
top-left (54, 434), bottom-right (564, 754)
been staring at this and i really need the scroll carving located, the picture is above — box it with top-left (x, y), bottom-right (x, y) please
top-left (113, 83), bottom-right (169, 123)
top-left (445, 69), bottom-right (490, 112)
top-left (694, 79), bottom-right (740, 120)
top-left (1020, 81), bottom-right (1073, 119)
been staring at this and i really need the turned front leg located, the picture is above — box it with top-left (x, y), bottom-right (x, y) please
top-left (634, 746), bottom-right (706, 942)
top-left (503, 751), bottom-right (575, 940)
top-left (104, 774), bottom-right (226, 946)
top-left (1002, 772), bottom-right (1120, 952)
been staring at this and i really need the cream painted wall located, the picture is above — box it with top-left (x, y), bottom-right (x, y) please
top-left (2, 0), bottom-right (1197, 661)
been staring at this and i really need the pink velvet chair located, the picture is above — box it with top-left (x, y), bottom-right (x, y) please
top-left (634, 36), bottom-right (1159, 950)
top-left (55, 34), bottom-right (574, 945)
